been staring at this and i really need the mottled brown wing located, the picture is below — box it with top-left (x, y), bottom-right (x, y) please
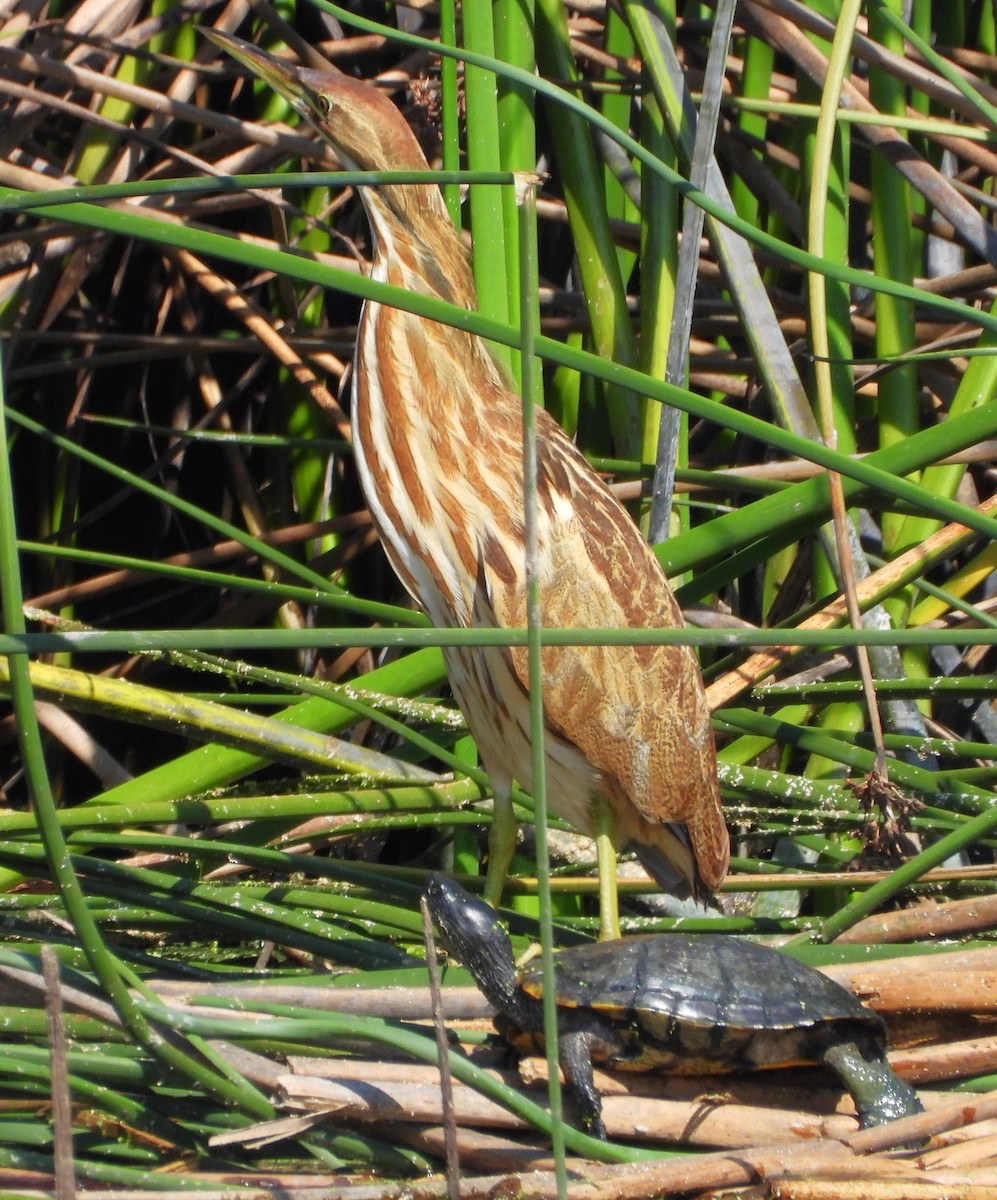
top-left (489, 408), bottom-right (729, 895)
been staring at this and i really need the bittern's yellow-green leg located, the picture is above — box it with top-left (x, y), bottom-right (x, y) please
top-left (482, 791), bottom-right (517, 910)
top-left (593, 799), bottom-right (621, 942)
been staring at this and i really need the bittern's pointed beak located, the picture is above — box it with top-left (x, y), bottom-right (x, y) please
top-left (201, 28), bottom-right (317, 122)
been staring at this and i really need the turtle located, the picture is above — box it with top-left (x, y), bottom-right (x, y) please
top-left (423, 874), bottom-right (922, 1140)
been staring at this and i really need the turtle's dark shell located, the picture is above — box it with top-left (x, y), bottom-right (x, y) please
top-left (512, 933), bottom-right (885, 1074)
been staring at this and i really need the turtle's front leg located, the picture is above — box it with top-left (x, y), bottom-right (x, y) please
top-left (558, 1029), bottom-right (606, 1139)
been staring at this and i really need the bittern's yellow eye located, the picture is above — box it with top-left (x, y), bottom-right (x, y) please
top-left (317, 94), bottom-right (333, 115)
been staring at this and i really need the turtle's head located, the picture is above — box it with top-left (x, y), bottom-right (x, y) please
top-left (423, 874), bottom-right (520, 1014)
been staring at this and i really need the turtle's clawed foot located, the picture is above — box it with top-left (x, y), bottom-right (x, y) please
top-left (823, 1038), bottom-right (924, 1146)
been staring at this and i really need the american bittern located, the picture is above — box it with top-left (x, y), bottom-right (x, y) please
top-left (208, 31), bottom-right (729, 936)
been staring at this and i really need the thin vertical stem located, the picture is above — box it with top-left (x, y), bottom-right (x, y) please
top-left (806, 0), bottom-right (887, 779)
top-left (463, 0), bottom-right (513, 376)
top-left (517, 174), bottom-right (567, 1194)
top-left (421, 898), bottom-right (460, 1198)
top-left (42, 946), bottom-right (75, 1200)
top-left (438, 0), bottom-right (462, 226)
top-left (648, 0), bottom-right (736, 545)
top-left (495, 0), bottom-right (536, 390)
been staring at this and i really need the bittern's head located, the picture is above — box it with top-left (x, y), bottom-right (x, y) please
top-left (204, 29), bottom-right (475, 307)
top-left (204, 29), bottom-right (430, 176)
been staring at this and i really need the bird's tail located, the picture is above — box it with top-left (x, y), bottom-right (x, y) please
top-left (631, 830), bottom-right (719, 909)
